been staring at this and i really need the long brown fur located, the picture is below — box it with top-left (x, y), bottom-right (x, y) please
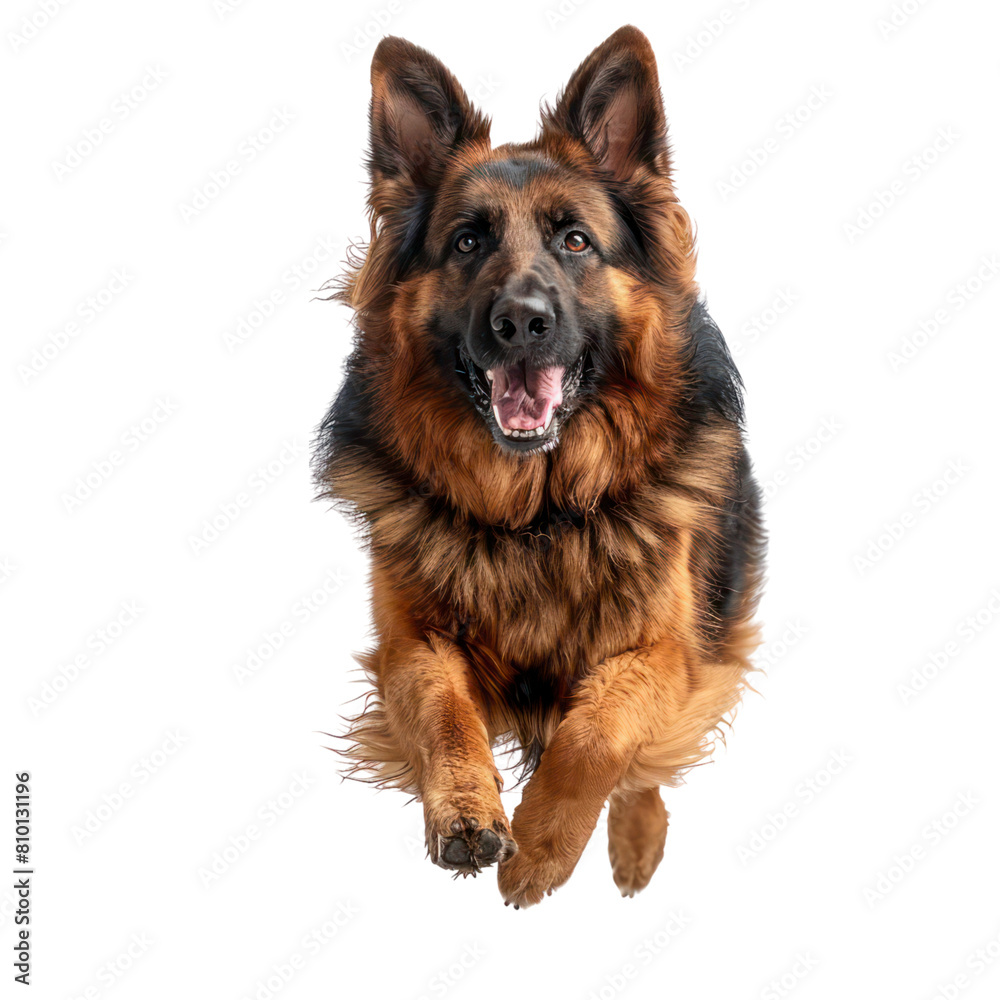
top-left (315, 25), bottom-right (765, 907)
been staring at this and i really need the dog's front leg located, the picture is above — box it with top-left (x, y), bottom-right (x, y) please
top-left (498, 636), bottom-right (722, 907)
top-left (381, 633), bottom-right (517, 875)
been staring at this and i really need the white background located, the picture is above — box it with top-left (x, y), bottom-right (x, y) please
top-left (4, 0), bottom-right (999, 997)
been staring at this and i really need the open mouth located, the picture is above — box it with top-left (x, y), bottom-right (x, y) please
top-left (458, 345), bottom-right (587, 452)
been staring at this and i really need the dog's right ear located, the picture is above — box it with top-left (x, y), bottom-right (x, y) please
top-left (367, 37), bottom-right (490, 191)
top-left (542, 25), bottom-right (669, 182)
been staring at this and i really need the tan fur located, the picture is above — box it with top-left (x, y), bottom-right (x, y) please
top-left (608, 787), bottom-right (669, 897)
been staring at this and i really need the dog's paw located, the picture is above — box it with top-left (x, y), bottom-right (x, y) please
top-left (608, 789), bottom-right (668, 898)
top-left (427, 814), bottom-right (517, 876)
top-left (608, 832), bottom-right (664, 898)
top-left (497, 842), bottom-right (568, 908)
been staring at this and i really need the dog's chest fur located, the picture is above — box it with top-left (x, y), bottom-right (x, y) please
top-left (376, 483), bottom-right (687, 682)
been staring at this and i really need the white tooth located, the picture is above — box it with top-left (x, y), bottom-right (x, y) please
top-left (486, 369), bottom-right (494, 382)
top-left (543, 409), bottom-right (554, 431)
top-left (493, 405), bottom-right (503, 428)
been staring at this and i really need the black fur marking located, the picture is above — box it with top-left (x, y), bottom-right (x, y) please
top-left (397, 187), bottom-right (435, 274)
top-left (470, 157), bottom-right (550, 189)
top-left (606, 189), bottom-right (649, 268)
top-left (705, 446), bottom-right (764, 636)
top-left (498, 667), bottom-right (567, 784)
top-left (681, 300), bottom-right (746, 426)
top-left (314, 359), bottom-right (372, 458)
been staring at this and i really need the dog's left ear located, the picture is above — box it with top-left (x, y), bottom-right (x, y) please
top-left (542, 25), bottom-right (668, 181)
top-left (368, 36), bottom-right (490, 191)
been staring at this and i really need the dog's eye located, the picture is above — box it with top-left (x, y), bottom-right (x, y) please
top-left (455, 233), bottom-right (479, 254)
top-left (563, 231), bottom-right (590, 252)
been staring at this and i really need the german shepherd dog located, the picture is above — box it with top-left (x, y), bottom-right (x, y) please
top-left (315, 25), bottom-right (765, 908)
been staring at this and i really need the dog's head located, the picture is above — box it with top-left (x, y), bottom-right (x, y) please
top-left (345, 26), bottom-right (696, 458)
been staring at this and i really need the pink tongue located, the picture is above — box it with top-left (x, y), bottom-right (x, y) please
top-left (491, 361), bottom-right (565, 431)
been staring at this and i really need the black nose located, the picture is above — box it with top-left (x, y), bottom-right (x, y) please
top-left (490, 291), bottom-right (555, 347)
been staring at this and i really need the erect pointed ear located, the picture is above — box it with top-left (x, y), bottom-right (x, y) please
top-left (367, 36), bottom-right (490, 190)
top-left (542, 25), bottom-right (668, 181)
